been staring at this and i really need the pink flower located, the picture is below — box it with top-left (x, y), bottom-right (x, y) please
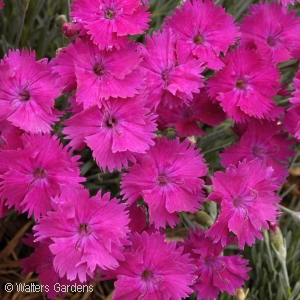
top-left (63, 95), bottom-right (157, 171)
top-left (0, 1), bottom-right (4, 10)
top-left (71, 0), bottom-right (150, 50)
top-left (121, 137), bottom-right (208, 228)
top-left (207, 47), bottom-right (282, 122)
top-left (157, 90), bottom-right (226, 137)
top-left (240, 2), bottom-right (300, 63)
top-left (182, 228), bottom-right (250, 300)
top-left (220, 119), bottom-right (295, 184)
top-left (34, 185), bottom-right (130, 282)
top-left (0, 133), bottom-right (84, 220)
top-left (103, 231), bottom-right (197, 300)
top-left (206, 159), bottom-right (281, 249)
top-left (140, 29), bottom-right (205, 110)
top-left (285, 69), bottom-right (300, 139)
top-left (53, 37), bottom-right (144, 108)
top-left (164, 0), bottom-right (239, 70)
top-left (21, 235), bottom-right (85, 300)
top-left (0, 50), bottom-right (61, 133)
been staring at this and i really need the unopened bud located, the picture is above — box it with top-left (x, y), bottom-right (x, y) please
top-left (186, 135), bottom-right (196, 144)
top-left (290, 211), bottom-right (300, 226)
top-left (270, 226), bottom-right (286, 262)
top-left (196, 211), bottom-right (213, 227)
top-left (62, 22), bottom-right (78, 39)
top-left (55, 14), bottom-right (67, 28)
top-left (236, 288), bottom-right (249, 300)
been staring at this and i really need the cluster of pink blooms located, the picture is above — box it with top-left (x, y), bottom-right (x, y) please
top-left (0, 0), bottom-right (299, 299)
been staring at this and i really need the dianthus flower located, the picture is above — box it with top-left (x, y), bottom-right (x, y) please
top-left (157, 90), bottom-right (226, 137)
top-left (21, 235), bottom-right (85, 300)
top-left (0, 133), bottom-right (84, 220)
top-left (63, 95), bottom-right (157, 171)
top-left (103, 231), bottom-right (197, 300)
top-left (207, 46), bottom-right (282, 122)
top-left (34, 185), bottom-right (130, 282)
top-left (71, 0), bottom-right (150, 50)
top-left (140, 29), bottom-right (205, 110)
top-left (164, 0), bottom-right (239, 70)
top-left (240, 2), bottom-right (300, 63)
top-left (121, 137), bottom-right (208, 228)
top-left (182, 228), bottom-right (250, 300)
top-left (0, 1), bottom-right (4, 9)
top-left (285, 69), bottom-right (300, 139)
top-left (206, 159), bottom-right (281, 249)
top-left (0, 50), bottom-right (61, 133)
top-left (53, 37), bottom-right (144, 108)
top-left (220, 119), bottom-right (295, 184)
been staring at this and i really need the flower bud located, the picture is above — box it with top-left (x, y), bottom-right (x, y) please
top-left (62, 22), bottom-right (78, 39)
top-left (196, 211), bottom-right (213, 227)
top-left (270, 225), bottom-right (286, 262)
top-left (55, 14), bottom-right (67, 28)
top-left (236, 288), bottom-right (249, 300)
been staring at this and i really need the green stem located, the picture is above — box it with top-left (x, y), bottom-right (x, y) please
top-left (14, 0), bottom-right (30, 49)
top-left (263, 230), bottom-right (276, 273)
top-left (203, 142), bottom-right (231, 155)
top-left (66, 0), bottom-right (70, 21)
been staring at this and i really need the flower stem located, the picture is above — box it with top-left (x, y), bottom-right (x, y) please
top-left (14, 0), bottom-right (30, 49)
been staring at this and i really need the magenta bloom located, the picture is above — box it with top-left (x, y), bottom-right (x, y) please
top-left (207, 47), bottom-right (282, 122)
top-left (21, 235), bottom-right (84, 300)
top-left (63, 95), bottom-right (157, 171)
top-left (220, 119), bottom-right (295, 184)
top-left (182, 228), bottom-right (250, 300)
top-left (121, 137), bottom-right (208, 228)
top-left (0, 50), bottom-right (61, 133)
top-left (103, 231), bottom-right (197, 300)
top-left (34, 185), bottom-right (130, 282)
top-left (0, 133), bottom-right (84, 220)
top-left (0, 1), bottom-right (4, 10)
top-left (164, 0), bottom-right (239, 70)
top-left (53, 37), bottom-right (144, 108)
top-left (206, 159), bottom-right (281, 249)
top-left (285, 69), bottom-right (300, 139)
top-left (240, 2), bottom-right (300, 63)
top-left (71, 0), bottom-right (150, 50)
top-left (157, 90), bottom-right (226, 137)
top-left (140, 29), bottom-right (205, 110)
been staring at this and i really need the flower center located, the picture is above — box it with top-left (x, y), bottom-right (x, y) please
top-left (157, 174), bottom-right (168, 186)
top-left (105, 9), bottom-right (116, 20)
top-left (194, 35), bottom-right (203, 44)
top-left (93, 63), bottom-right (105, 76)
top-left (33, 168), bottom-right (46, 178)
top-left (20, 89), bottom-right (30, 101)
top-left (142, 269), bottom-right (153, 280)
top-left (79, 223), bottom-right (89, 234)
top-left (156, 174), bottom-right (184, 186)
top-left (106, 117), bottom-right (116, 128)
top-left (236, 79), bottom-right (246, 89)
